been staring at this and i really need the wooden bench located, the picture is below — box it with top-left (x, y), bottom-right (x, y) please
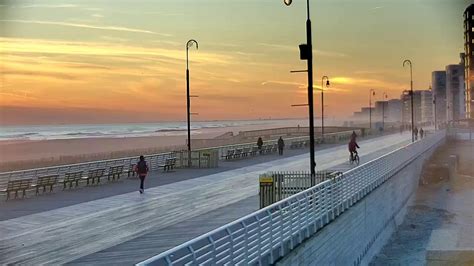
top-left (242, 147), bottom-right (251, 157)
top-left (159, 158), bottom-right (176, 172)
top-left (250, 146), bottom-right (258, 156)
top-left (82, 168), bottom-right (105, 185)
top-left (222, 150), bottom-right (235, 160)
top-left (127, 164), bottom-right (137, 178)
top-left (234, 149), bottom-right (243, 159)
top-left (1, 179), bottom-right (32, 200)
top-left (63, 171), bottom-right (83, 189)
top-left (107, 165), bottom-right (124, 181)
top-left (32, 175), bottom-right (58, 195)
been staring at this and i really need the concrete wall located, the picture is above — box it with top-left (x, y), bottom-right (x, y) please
top-left (276, 140), bottom-right (443, 266)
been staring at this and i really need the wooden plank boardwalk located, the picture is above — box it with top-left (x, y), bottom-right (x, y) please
top-left (0, 133), bottom-right (411, 265)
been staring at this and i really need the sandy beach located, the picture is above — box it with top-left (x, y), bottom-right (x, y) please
top-left (0, 119), bottom-right (313, 171)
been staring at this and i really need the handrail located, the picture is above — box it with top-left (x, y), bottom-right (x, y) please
top-left (137, 130), bottom-right (446, 265)
top-left (0, 130), bottom-right (358, 184)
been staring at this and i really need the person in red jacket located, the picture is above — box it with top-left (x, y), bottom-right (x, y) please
top-left (135, 155), bottom-right (149, 194)
top-left (348, 138), bottom-right (360, 161)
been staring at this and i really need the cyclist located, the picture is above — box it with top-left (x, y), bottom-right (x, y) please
top-left (348, 138), bottom-right (360, 162)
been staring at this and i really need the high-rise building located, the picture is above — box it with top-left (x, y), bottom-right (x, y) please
top-left (401, 90), bottom-right (422, 126)
top-left (464, 4), bottom-right (474, 118)
top-left (446, 56), bottom-right (465, 121)
top-left (432, 71), bottom-right (447, 125)
top-left (374, 101), bottom-right (388, 123)
top-left (421, 90), bottom-right (434, 124)
top-left (387, 99), bottom-right (402, 122)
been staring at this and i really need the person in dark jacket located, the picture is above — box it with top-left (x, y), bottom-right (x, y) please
top-left (135, 155), bottom-right (149, 194)
top-left (419, 128), bottom-right (424, 139)
top-left (277, 137), bottom-right (285, 156)
top-left (348, 138), bottom-right (360, 161)
top-left (257, 137), bottom-right (263, 154)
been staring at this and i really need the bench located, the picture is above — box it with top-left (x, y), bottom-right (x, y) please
top-left (1, 179), bottom-right (32, 200)
top-left (107, 165), bottom-right (124, 181)
top-left (82, 168), bottom-right (105, 185)
top-left (234, 149), bottom-right (243, 159)
top-left (242, 147), bottom-right (251, 157)
top-left (249, 146), bottom-right (258, 156)
top-left (63, 171), bottom-right (83, 189)
top-left (159, 158), bottom-right (176, 172)
top-left (222, 150), bottom-right (235, 160)
top-left (127, 164), bottom-right (137, 178)
top-left (32, 175), bottom-right (58, 195)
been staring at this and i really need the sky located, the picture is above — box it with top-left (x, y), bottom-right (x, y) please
top-left (0, 0), bottom-right (470, 125)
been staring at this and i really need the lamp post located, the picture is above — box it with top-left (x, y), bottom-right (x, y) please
top-left (382, 92), bottom-right (388, 130)
top-left (284, 0), bottom-right (317, 176)
top-left (369, 89), bottom-right (375, 130)
top-left (403, 59), bottom-right (414, 142)
top-left (321, 76), bottom-right (329, 141)
top-left (186, 39), bottom-right (198, 167)
top-left (433, 94), bottom-right (437, 130)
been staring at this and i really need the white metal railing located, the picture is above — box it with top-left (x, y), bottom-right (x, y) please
top-left (0, 130), bottom-right (358, 188)
top-left (137, 130), bottom-right (446, 266)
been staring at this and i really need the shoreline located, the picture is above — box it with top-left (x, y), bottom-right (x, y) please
top-left (0, 122), bottom-right (317, 172)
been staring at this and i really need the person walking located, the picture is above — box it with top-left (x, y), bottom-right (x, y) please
top-left (419, 128), bottom-right (424, 139)
top-left (277, 137), bottom-right (285, 156)
top-left (257, 137), bottom-right (263, 154)
top-left (135, 155), bottom-right (149, 194)
top-left (413, 127), bottom-right (419, 141)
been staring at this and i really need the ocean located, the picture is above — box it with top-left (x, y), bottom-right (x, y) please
top-left (0, 119), bottom-right (307, 141)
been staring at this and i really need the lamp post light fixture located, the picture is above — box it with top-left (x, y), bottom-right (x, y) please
top-left (186, 39), bottom-right (198, 167)
top-left (321, 76), bottom-right (329, 141)
top-left (382, 92), bottom-right (388, 130)
top-left (369, 89), bottom-right (375, 130)
top-left (284, 0), bottom-right (317, 177)
top-left (403, 59), bottom-right (415, 143)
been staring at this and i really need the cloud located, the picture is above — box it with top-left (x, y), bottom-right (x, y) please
top-left (2, 69), bottom-right (79, 81)
top-left (261, 80), bottom-right (304, 86)
top-left (18, 4), bottom-right (78, 8)
top-left (0, 37), bottom-right (233, 65)
top-left (0, 20), bottom-right (171, 36)
top-left (92, 14), bottom-right (104, 18)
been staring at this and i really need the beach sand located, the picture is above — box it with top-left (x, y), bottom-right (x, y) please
top-left (0, 120), bottom-right (310, 171)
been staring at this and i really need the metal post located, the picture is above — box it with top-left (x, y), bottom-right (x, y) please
top-left (284, 0), bottom-right (316, 176)
top-left (403, 59), bottom-right (414, 142)
top-left (382, 92), bottom-right (387, 131)
top-left (321, 76), bottom-right (329, 142)
top-left (186, 39), bottom-right (198, 167)
top-left (369, 89), bottom-right (375, 130)
top-left (305, 1), bottom-right (316, 176)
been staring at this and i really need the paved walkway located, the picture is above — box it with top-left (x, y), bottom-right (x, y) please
top-left (0, 133), bottom-right (411, 265)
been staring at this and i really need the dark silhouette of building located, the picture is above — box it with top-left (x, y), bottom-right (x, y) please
top-left (464, 4), bottom-right (474, 118)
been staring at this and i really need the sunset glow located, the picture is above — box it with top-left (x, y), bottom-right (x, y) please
top-left (0, 0), bottom-right (467, 124)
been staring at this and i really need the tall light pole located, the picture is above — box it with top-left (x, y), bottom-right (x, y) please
top-left (403, 59), bottom-right (415, 142)
top-left (369, 89), bottom-right (375, 130)
top-left (382, 92), bottom-right (388, 130)
top-left (433, 94), bottom-right (437, 130)
top-left (284, 0), bottom-right (317, 177)
top-left (321, 76), bottom-right (330, 141)
top-left (186, 39), bottom-right (198, 167)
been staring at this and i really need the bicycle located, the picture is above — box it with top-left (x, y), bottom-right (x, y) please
top-left (349, 152), bottom-right (360, 165)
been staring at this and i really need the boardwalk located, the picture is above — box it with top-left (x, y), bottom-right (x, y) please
top-left (0, 133), bottom-right (411, 265)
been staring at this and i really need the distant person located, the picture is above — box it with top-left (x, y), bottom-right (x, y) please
top-left (348, 137), bottom-right (360, 161)
top-left (413, 127), bottom-right (419, 140)
top-left (257, 137), bottom-right (263, 154)
top-left (351, 130), bottom-right (357, 141)
top-left (420, 128), bottom-right (424, 139)
top-left (277, 137), bottom-right (285, 156)
top-left (135, 155), bottom-right (149, 194)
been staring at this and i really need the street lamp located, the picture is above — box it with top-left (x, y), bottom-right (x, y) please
top-left (186, 39), bottom-right (198, 167)
top-left (382, 92), bottom-right (388, 130)
top-left (284, 0), bottom-right (317, 177)
top-left (369, 89), bottom-right (375, 129)
top-left (321, 76), bottom-right (330, 141)
top-left (403, 59), bottom-right (415, 143)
